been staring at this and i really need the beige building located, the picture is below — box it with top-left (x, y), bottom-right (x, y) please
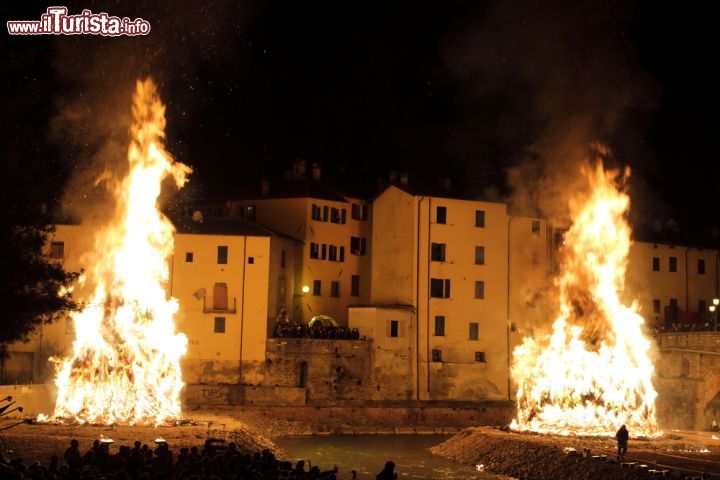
top-left (349, 184), bottom-right (551, 402)
top-left (223, 163), bottom-right (371, 326)
top-left (0, 218), bottom-right (298, 392)
top-left (626, 242), bottom-right (719, 327)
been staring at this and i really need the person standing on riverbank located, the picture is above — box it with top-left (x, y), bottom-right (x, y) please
top-left (616, 425), bottom-right (629, 460)
top-left (376, 460), bottom-right (397, 479)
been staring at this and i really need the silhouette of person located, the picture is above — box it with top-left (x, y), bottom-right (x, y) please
top-left (376, 460), bottom-right (397, 480)
top-left (615, 425), bottom-right (629, 459)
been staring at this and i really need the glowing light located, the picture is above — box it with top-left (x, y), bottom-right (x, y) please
top-left (50, 78), bottom-right (190, 425)
top-left (510, 161), bottom-right (659, 437)
top-left (302, 285), bottom-right (310, 294)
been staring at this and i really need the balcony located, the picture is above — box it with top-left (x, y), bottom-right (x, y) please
top-left (203, 296), bottom-right (237, 314)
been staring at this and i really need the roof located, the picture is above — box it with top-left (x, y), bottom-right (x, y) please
top-left (374, 182), bottom-right (501, 204)
top-left (170, 215), bottom-right (274, 237)
top-left (226, 179), bottom-right (354, 203)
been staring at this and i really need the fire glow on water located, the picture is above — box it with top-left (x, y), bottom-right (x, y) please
top-left (49, 79), bottom-right (190, 425)
top-left (511, 160), bottom-right (660, 437)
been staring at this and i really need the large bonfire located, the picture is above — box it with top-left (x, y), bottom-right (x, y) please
top-left (51, 79), bottom-right (190, 425)
top-left (511, 159), bottom-right (659, 437)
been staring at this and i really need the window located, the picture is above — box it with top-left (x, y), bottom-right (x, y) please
top-left (281, 249), bottom-right (286, 268)
top-left (313, 280), bottom-right (322, 296)
top-left (432, 349), bottom-right (442, 362)
top-left (475, 351), bottom-right (486, 363)
top-left (214, 317), bottom-right (226, 333)
top-left (652, 257), bottom-right (660, 271)
top-left (699, 300), bottom-right (707, 313)
top-left (475, 246), bottom-right (485, 265)
top-left (351, 275), bottom-right (360, 296)
top-left (531, 220), bottom-right (541, 233)
top-left (510, 322), bottom-right (518, 333)
top-left (669, 256), bottom-right (677, 272)
top-left (652, 299), bottom-right (661, 314)
top-left (390, 320), bottom-right (399, 338)
top-left (185, 252), bottom-right (193, 262)
top-left (474, 281), bottom-right (485, 299)
top-left (247, 257), bottom-right (254, 264)
top-left (49, 241), bottom-right (64, 260)
top-left (351, 236), bottom-right (367, 255)
top-left (311, 204), bottom-right (322, 221)
top-left (469, 322), bottom-right (479, 341)
top-left (475, 210), bottom-right (485, 228)
top-left (330, 207), bottom-right (340, 223)
top-left (341, 209), bottom-right (347, 224)
top-left (321, 244), bottom-right (327, 260)
top-left (331, 281), bottom-right (340, 297)
top-left (329, 245), bottom-right (338, 261)
top-left (436, 206), bottom-right (447, 224)
top-left (430, 278), bottom-right (451, 298)
top-left (434, 316), bottom-right (445, 336)
top-left (339, 246), bottom-right (345, 262)
top-left (670, 298), bottom-right (678, 308)
top-left (352, 203), bottom-right (369, 221)
top-left (431, 243), bottom-right (446, 262)
top-left (323, 206), bottom-right (329, 222)
top-left (213, 283), bottom-right (228, 310)
top-left (310, 243), bottom-right (319, 259)
top-left (698, 259), bottom-right (706, 275)
top-left (217, 246), bottom-right (228, 264)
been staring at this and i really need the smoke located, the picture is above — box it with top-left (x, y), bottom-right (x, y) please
top-left (51, 0), bottom-right (256, 223)
top-left (443, 0), bottom-right (659, 224)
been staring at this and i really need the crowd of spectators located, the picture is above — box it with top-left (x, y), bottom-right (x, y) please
top-left (654, 322), bottom-right (718, 335)
top-left (273, 322), bottom-right (360, 340)
top-left (0, 438), bottom-right (361, 480)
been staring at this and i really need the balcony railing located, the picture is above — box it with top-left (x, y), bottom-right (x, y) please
top-left (203, 296), bottom-right (237, 314)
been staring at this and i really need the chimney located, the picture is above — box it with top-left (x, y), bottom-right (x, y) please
top-left (261, 178), bottom-right (271, 196)
top-left (292, 158), bottom-right (307, 178)
top-left (311, 162), bottom-right (322, 180)
top-left (439, 177), bottom-right (451, 191)
top-left (389, 171), bottom-right (399, 183)
top-left (400, 172), bottom-right (409, 186)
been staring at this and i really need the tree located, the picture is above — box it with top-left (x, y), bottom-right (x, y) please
top-left (0, 222), bottom-right (78, 356)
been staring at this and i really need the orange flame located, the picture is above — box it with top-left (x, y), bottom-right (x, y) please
top-left (510, 161), bottom-right (659, 437)
top-left (51, 79), bottom-right (190, 425)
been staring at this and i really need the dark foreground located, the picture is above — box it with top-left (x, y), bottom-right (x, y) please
top-left (432, 426), bottom-right (720, 480)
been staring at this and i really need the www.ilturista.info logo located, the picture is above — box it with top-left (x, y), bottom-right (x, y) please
top-left (7, 7), bottom-right (150, 36)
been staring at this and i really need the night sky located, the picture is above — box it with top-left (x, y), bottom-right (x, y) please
top-left (2, 1), bottom-right (718, 239)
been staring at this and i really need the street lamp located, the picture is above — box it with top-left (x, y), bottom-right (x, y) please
top-left (302, 285), bottom-right (310, 294)
top-left (710, 298), bottom-right (720, 331)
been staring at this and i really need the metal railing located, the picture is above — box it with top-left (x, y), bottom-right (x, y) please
top-left (203, 296), bottom-right (237, 314)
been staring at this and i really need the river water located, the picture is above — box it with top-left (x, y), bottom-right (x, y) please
top-left (276, 434), bottom-right (512, 480)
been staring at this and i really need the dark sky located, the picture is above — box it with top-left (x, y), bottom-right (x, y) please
top-left (2, 1), bottom-right (718, 237)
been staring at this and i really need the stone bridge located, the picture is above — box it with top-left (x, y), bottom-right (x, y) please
top-left (656, 332), bottom-right (720, 430)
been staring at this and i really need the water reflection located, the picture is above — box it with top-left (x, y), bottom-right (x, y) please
top-left (276, 434), bottom-right (512, 480)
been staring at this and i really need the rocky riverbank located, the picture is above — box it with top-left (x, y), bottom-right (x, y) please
top-left (431, 426), bottom-right (720, 480)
